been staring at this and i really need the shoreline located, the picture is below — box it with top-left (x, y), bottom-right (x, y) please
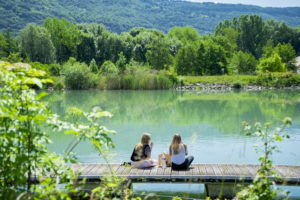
top-left (176, 83), bottom-right (300, 92)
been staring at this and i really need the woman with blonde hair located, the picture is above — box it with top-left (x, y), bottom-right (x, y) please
top-left (130, 133), bottom-right (156, 168)
top-left (169, 134), bottom-right (194, 170)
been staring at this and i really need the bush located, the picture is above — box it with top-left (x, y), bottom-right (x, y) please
top-left (61, 59), bottom-right (98, 89)
top-left (121, 74), bottom-right (134, 89)
top-left (49, 64), bottom-right (61, 76)
top-left (256, 72), bottom-right (300, 87)
top-left (258, 53), bottom-right (286, 72)
top-left (106, 74), bottom-right (121, 89)
top-left (29, 61), bottom-right (50, 73)
top-left (229, 51), bottom-right (257, 74)
top-left (52, 76), bottom-right (65, 90)
top-left (233, 81), bottom-right (243, 89)
top-left (89, 58), bottom-right (98, 73)
top-left (100, 61), bottom-right (119, 76)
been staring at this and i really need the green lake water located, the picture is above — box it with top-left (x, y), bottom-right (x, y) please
top-left (46, 89), bottom-right (300, 198)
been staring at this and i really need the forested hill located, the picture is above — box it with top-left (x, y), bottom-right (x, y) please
top-left (1, 0), bottom-right (300, 35)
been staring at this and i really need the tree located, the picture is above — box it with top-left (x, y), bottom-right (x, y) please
top-left (0, 33), bottom-right (8, 58)
top-left (19, 23), bottom-right (56, 64)
top-left (203, 40), bottom-right (228, 75)
top-left (274, 43), bottom-right (296, 71)
top-left (215, 15), bottom-right (267, 58)
top-left (76, 33), bottom-right (96, 64)
top-left (229, 51), bottom-right (257, 74)
top-left (44, 18), bottom-right (81, 63)
top-left (146, 36), bottom-right (172, 70)
top-left (258, 53), bottom-right (286, 72)
top-left (89, 58), bottom-right (98, 73)
top-left (0, 29), bottom-right (18, 58)
top-left (116, 52), bottom-right (127, 72)
top-left (261, 42), bottom-right (296, 71)
top-left (167, 27), bottom-right (200, 44)
top-left (175, 44), bottom-right (198, 75)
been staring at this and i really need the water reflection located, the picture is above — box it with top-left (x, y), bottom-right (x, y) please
top-left (45, 90), bottom-right (300, 165)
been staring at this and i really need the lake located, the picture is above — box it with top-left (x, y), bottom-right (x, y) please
top-left (46, 89), bottom-right (300, 165)
top-left (46, 89), bottom-right (300, 198)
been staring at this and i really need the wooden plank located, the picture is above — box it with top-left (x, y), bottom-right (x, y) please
top-left (63, 163), bottom-right (300, 185)
top-left (156, 166), bottom-right (164, 176)
top-left (142, 167), bottom-right (152, 176)
top-left (245, 164), bottom-right (259, 177)
top-left (217, 164), bottom-right (231, 176)
top-left (164, 167), bottom-right (171, 177)
top-left (204, 164), bottom-right (215, 176)
top-left (237, 164), bottom-right (250, 177)
top-left (276, 165), bottom-right (298, 177)
top-left (185, 166), bottom-right (193, 176)
top-left (81, 164), bottom-right (96, 175)
top-left (129, 167), bottom-right (139, 177)
top-left (231, 164), bottom-right (242, 176)
top-left (197, 164), bottom-right (207, 175)
top-left (211, 164), bottom-right (223, 176)
top-left (149, 166), bottom-right (159, 176)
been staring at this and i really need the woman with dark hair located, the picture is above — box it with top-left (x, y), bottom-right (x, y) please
top-left (169, 133), bottom-right (194, 170)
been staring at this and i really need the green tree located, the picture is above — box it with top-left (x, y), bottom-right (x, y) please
top-left (203, 40), bottom-right (228, 75)
top-left (44, 18), bottom-right (80, 63)
top-left (19, 24), bottom-right (56, 64)
top-left (0, 30), bottom-right (18, 59)
top-left (146, 36), bottom-right (172, 70)
top-left (229, 51), bottom-right (257, 74)
top-left (274, 43), bottom-right (296, 71)
top-left (258, 53), bottom-right (286, 72)
top-left (76, 32), bottom-right (96, 64)
top-left (167, 27), bottom-right (200, 44)
top-left (116, 52), bottom-right (127, 72)
top-left (0, 33), bottom-right (8, 58)
top-left (89, 58), bottom-right (98, 73)
top-left (175, 44), bottom-right (198, 75)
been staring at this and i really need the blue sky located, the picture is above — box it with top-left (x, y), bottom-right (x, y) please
top-left (187, 0), bottom-right (300, 7)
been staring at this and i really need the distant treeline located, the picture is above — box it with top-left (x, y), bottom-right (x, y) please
top-left (2, 0), bottom-right (300, 35)
top-left (0, 15), bottom-right (299, 89)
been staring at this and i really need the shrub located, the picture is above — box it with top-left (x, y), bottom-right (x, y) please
top-left (61, 60), bottom-right (98, 89)
top-left (121, 74), bottom-right (134, 89)
top-left (52, 76), bottom-right (65, 90)
top-left (89, 58), bottom-right (98, 73)
top-left (233, 81), bottom-right (243, 89)
top-left (49, 64), bottom-right (61, 76)
top-left (256, 72), bottom-right (300, 87)
top-left (29, 61), bottom-right (50, 73)
top-left (100, 61), bottom-right (119, 76)
top-left (229, 51), bottom-right (257, 74)
top-left (258, 53), bottom-right (286, 72)
top-left (106, 74), bottom-right (121, 89)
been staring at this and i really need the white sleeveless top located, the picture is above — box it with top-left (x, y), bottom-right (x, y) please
top-left (171, 145), bottom-right (185, 165)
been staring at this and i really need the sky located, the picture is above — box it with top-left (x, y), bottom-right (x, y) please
top-left (187, 0), bottom-right (300, 7)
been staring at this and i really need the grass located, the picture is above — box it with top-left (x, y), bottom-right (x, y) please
top-left (181, 75), bottom-right (258, 85)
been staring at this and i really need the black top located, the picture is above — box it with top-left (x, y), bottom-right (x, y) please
top-left (130, 144), bottom-right (151, 162)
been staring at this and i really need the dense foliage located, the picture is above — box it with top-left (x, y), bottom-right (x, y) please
top-left (0, 15), bottom-right (299, 89)
top-left (0, 62), bottom-right (134, 199)
top-left (1, 0), bottom-right (300, 36)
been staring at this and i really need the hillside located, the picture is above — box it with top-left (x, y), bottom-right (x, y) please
top-left (1, 0), bottom-right (300, 35)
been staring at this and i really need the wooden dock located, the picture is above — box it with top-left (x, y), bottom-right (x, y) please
top-left (67, 163), bottom-right (300, 185)
top-left (38, 163), bottom-right (300, 198)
